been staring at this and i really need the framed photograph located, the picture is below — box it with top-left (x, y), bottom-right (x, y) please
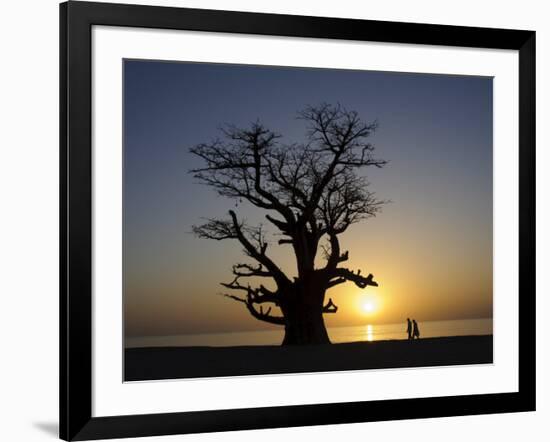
top-left (60, 1), bottom-right (536, 440)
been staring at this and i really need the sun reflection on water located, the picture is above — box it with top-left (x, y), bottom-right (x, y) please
top-left (365, 324), bottom-right (374, 342)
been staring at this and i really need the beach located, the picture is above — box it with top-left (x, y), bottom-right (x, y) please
top-left (125, 335), bottom-right (492, 381)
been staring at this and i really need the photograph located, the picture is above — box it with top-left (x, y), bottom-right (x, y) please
top-left (123, 60), bottom-right (494, 381)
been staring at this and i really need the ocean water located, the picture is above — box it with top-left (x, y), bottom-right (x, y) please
top-left (126, 318), bottom-right (492, 348)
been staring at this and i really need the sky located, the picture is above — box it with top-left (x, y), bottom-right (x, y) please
top-left (123, 59), bottom-right (493, 338)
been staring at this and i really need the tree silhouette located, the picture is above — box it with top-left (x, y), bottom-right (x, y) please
top-left (190, 104), bottom-right (387, 345)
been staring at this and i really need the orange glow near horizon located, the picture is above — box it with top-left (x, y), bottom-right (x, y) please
top-left (125, 221), bottom-right (493, 336)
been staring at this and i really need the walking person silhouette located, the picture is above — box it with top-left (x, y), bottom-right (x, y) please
top-left (412, 319), bottom-right (420, 339)
top-left (406, 318), bottom-right (412, 340)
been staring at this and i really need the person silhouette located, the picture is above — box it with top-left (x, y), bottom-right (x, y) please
top-left (412, 319), bottom-right (420, 339)
top-left (406, 318), bottom-right (412, 340)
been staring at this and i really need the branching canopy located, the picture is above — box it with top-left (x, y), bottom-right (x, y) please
top-left (190, 104), bottom-right (386, 323)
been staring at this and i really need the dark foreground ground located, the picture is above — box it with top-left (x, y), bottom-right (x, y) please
top-left (125, 335), bottom-right (493, 381)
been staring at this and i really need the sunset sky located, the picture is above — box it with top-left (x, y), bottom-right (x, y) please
top-left (123, 60), bottom-right (493, 338)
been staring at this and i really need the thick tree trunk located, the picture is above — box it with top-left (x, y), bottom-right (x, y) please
top-left (280, 287), bottom-right (331, 345)
top-left (282, 312), bottom-right (330, 345)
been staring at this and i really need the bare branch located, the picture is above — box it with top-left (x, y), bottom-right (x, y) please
top-left (192, 218), bottom-right (238, 240)
top-left (232, 263), bottom-right (272, 278)
top-left (330, 268), bottom-right (379, 289)
top-left (278, 239), bottom-right (293, 245)
top-left (322, 298), bottom-right (338, 313)
top-left (228, 210), bottom-right (290, 286)
top-left (222, 292), bottom-right (285, 325)
top-left (327, 277), bottom-right (347, 289)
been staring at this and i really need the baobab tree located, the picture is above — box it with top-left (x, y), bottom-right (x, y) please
top-left (190, 104), bottom-right (387, 345)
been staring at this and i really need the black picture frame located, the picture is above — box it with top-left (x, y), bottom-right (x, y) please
top-left (60, 1), bottom-right (536, 440)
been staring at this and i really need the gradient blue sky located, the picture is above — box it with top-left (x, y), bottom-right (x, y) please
top-left (124, 60), bottom-right (492, 337)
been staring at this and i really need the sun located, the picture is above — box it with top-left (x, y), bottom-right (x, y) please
top-left (359, 294), bottom-right (380, 315)
top-left (363, 301), bottom-right (375, 313)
